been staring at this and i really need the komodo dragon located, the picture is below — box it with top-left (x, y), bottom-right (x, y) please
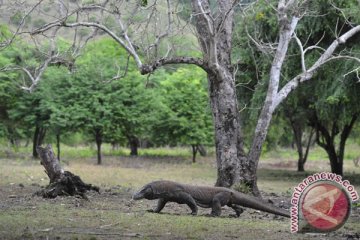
top-left (132, 180), bottom-right (290, 218)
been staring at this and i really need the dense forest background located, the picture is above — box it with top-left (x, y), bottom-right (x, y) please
top-left (0, 0), bottom-right (360, 174)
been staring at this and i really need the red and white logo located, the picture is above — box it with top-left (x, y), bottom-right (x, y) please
top-left (290, 172), bottom-right (358, 233)
top-left (300, 182), bottom-right (351, 232)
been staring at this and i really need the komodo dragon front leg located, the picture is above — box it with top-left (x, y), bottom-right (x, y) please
top-left (150, 192), bottom-right (198, 215)
top-left (229, 204), bottom-right (245, 217)
top-left (174, 192), bottom-right (198, 215)
top-left (149, 198), bottom-right (167, 213)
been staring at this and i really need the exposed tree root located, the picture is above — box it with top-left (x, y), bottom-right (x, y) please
top-left (35, 145), bottom-right (99, 199)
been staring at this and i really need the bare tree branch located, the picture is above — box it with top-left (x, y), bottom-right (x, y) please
top-left (140, 56), bottom-right (210, 75)
top-left (0, 0), bottom-right (44, 50)
top-left (32, 21), bottom-right (144, 69)
top-left (145, 0), bottom-right (172, 56)
top-left (343, 67), bottom-right (360, 81)
top-left (245, 26), bottom-right (276, 55)
top-left (274, 25), bottom-right (360, 108)
top-left (2, 54), bottom-right (55, 92)
top-left (293, 33), bottom-right (306, 72)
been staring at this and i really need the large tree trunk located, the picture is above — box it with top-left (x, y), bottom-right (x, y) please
top-left (191, 1), bottom-right (299, 195)
top-left (208, 72), bottom-right (244, 187)
top-left (191, 0), bottom-right (245, 188)
top-left (36, 145), bottom-right (99, 198)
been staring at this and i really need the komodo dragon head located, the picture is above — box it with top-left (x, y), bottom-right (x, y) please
top-left (132, 183), bottom-right (154, 200)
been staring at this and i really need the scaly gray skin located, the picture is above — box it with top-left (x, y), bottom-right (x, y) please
top-left (132, 180), bottom-right (290, 218)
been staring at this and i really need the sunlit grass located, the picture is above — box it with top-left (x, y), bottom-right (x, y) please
top-left (0, 143), bottom-right (198, 159)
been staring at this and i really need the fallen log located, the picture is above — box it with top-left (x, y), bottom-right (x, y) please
top-left (35, 145), bottom-right (99, 199)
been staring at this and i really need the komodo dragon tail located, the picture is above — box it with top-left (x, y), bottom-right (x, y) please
top-left (232, 192), bottom-right (290, 218)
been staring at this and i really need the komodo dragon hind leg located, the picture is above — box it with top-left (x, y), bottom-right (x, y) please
top-left (210, 198), bottom-right (222, 216)
top-left (210, 192), bottom-right (232, 217)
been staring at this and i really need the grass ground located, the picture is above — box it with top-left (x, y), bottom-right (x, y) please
top-left (0, 145), bottom-right (359, 239)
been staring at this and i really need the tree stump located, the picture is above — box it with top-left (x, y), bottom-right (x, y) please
top-left (35, 145), bottom-right (99, 199)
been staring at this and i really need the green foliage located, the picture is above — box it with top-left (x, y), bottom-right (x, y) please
top-left (140, 0), bottom-right (148, 7)
top-left (298, 0), bottom-right (360, 40)
top-left (0, 24), bottom-right (12, 42)
top-left (308, 62), bottom-right (360, 124)
top-left (65, 37), bottom-right (161, 148)
top-left (0, 33), bottom-right (216, 154)
top-left (153, 67), bottom-right (214, 147)
top-left (0, 41), bottom-right (31, 143)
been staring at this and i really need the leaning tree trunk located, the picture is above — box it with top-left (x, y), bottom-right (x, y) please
top-left (36, 145), bottom-right (99, 198)
top-left (238, 9), bottom-right (300, 196)
top-left (242, 102), bottom-right (275, 197)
